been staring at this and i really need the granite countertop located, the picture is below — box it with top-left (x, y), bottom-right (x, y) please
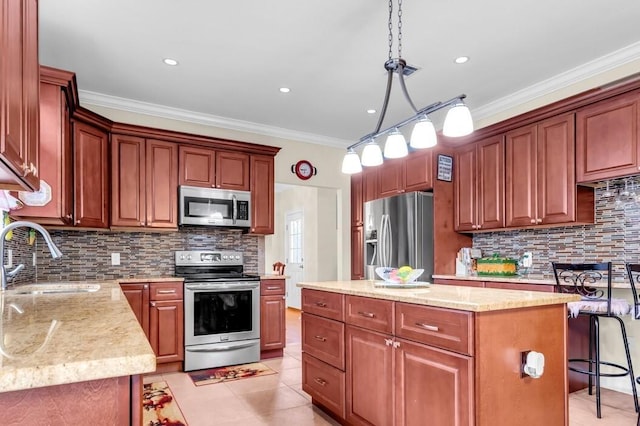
top-left (297, 280), bottom-right (580, 312)
top-left (432, 274), bottom-right (632, 289)
top-left (0, 280), bottom-right (156, 393)
top-left (118, 276), bottom-right (184, 283)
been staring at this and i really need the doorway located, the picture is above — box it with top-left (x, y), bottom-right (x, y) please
top-left (285, 210), bottom-right (304, 309)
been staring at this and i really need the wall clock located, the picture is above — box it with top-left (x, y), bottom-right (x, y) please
top-left (291, 160), bottom-right (317, 180)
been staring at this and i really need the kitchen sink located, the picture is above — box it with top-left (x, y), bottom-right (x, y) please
top-left (11, 283), bottom-right (101, 295)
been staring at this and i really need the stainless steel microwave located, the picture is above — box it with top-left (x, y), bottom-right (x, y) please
top-left (179, 186), bottom-right (251, 228)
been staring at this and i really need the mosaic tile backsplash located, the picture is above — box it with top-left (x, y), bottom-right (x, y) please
top-left (3, 226), bottom-right (263, 284)
top-left (473, 182), bottom-right (640, 280)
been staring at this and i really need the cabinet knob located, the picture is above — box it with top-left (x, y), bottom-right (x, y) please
top-left (536, 218), bottom-right (542, 224)
top-left (530, 219), bottom-right (536, 224)
top-left (151, 302), bottom-right (156, 307)
top-left (144, 284), bottom-right (148, 289)
top-left (384, 338), bottom-right (393, 346)
top-left (140, 222), bottom-right (144, 226)
top-left (75, 220), bottom-right (80, 225)
top-left (65, 214), bottom-right (72, 220)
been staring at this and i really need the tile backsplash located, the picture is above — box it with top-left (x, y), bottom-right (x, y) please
top-left (473, 184), bottom-right (640, 280)
top-left (4, 226), bottom-right (263, 284)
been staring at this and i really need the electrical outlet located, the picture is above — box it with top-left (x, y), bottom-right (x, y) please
top-left (6, 249), bottom-right (12, 268)
top-left (522, 252), bottom-right (533, 268)
top-left (111, 253), bottom-right (121, 266)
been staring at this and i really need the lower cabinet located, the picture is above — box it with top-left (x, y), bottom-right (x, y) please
top-left (260, 278), bottom-right (286, 358)
top-left (121, 281), bottom-right (184, 370)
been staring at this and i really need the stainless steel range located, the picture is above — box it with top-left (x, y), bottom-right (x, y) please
top-left (175, 250), bottom-right (260, 371)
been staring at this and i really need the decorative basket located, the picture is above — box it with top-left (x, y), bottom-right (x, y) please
top-left (476, 254), bottom-right (518, 276)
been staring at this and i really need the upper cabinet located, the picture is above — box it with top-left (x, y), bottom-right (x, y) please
top-left (178, 145), bottom-right (250, 191)
top-left (249, 154), bottom-right (274, 234)
top-left (505, 113), bottom-right (589, 227)
top-left (455, 136), bottom-right (505, 232)
top-left (362, 167), bottom-right (379, 203)
top-left (111, 135), bottom-right (178, 229)
top-left (350, 173), bottom-right (363, 227)
top-left (378, 149), bottom-right (433, 198)
top-left (0, 0), bottom-right (40, 191)
top-left (576, 90), bottom-right (640, 183)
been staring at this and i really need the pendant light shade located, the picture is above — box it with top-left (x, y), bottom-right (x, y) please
top-left (361, 141), bottom-right (383, 166)
top-left (409, 116), bottom-right (437, 149)
top-left (443, 101), bottom-right (474, 137)
top-left (383, 129), bottom-right (408, 159)
top-left (341, 150), bottom-right (362, 174)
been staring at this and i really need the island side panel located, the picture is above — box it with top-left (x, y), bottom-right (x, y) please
top-left (0, 376), bottom-right (131, 425)
top-left (474, 304), bottom-right (569, 426)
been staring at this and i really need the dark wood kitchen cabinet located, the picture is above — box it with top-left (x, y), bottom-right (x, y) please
top-left (178, 145), bottom-right (250, 190)
top-left (576, 90), bottom-right (640, 182)
top-left (111, 135), bottom-right (178, 229)
top-left (260, 278), bottom-right (286, 359)
top-left (249, 154), bottom-right (274, 234)
top-left (121, 281), bottom-right (183, 372)
top-left (362, 167), bottom-right (379, 202)
top-left (350, 173), bottom-right (363, 227)
top-left (0, 0), bottom-right (40, 191)
top-left (350, 226), bottom-right (364, 280)
top-left (378, 149), bottom-right (433, 198)
top-left (455, 135), bottom-right (505, 232)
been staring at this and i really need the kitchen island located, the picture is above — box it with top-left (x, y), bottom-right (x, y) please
top-left (297, 280), bottom-right (580, 426)
top-left (0, 280), bottom-right (156, 425)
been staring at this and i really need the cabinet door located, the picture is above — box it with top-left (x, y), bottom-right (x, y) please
top-left (350, 173), bottom-right (363, 227)
top-left (149, 299), bottom-right (184, 364)
top-left (111, 134), bottom-right (145, 227)
top-left (404, 149), bottom-right (433, 192)
top-left (537, 113), bottom-right (576, 224)
top-left (378, 158), bottom-right (404, 197)
top-left (216, 151), bottom-right (250, 190)
top-left (22, 0), bottom-right (39, 191)
top-left (260, 294), bottom-right (285, 351)
top-left (576, 91), bottom-right (640, 182)
top-left (505, 124), bottom-right (537, 227)
top-left (178, 145), bottom-right (215, 187)
top-left (362, 167), bottom-right (379, 202)
top-left (249, 154), bottom-right (274, 234)
top-left (350, 226), bottom-right (364, 280)
top-left (73, 121), bottom-right (109, 228)
top-left (476, 135), bottom-right (505, 230)
top-left (346, 325), bottom-right (394, 426)
top-left (146, 140), bottom-right (178, 228)
top-left (395, 338), bottom-right (473, 426)
top-left (14, 80), bottom-right (72, 224)
top-left (454, 144), bottom-right (476, 231)
top-left (120, 283), bottom-right (150, 339)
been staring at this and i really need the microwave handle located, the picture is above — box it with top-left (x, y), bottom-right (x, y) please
top-left (232, 194), bottom-right (237, 224)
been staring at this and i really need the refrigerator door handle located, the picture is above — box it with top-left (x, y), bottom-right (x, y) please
top-left (379, 215), bottom-right (386, 267)
top-left (385, 214), bottom-right (392, 267)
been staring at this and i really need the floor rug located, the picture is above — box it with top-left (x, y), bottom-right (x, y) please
top-left (188, 362), bottom-right (276, 386)
top-left (142, 381), bottom-right (188, 426)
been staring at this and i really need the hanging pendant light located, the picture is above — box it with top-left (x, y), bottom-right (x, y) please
top-left (443, 100), bottom-right (474, 137)
top-left (384, 129), bottom-right (408, 159)
top-left (410, 116), bottom-right (437, 149)
top-left (341, 149), bottom-right (362, 174)
top-left (340, 0), bottom-right (473, 174)
top-left (361, 140), bottom-right (383, 166)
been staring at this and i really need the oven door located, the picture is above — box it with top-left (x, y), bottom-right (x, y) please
top-left (184, 281), bottom-right (260, 346)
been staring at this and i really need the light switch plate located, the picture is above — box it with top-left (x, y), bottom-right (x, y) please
top-left (111, 253), bottom-right (120, 266)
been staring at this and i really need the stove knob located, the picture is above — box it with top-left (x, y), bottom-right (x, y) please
top-left (235, 255), bottom-right (240, 260)
top-left (187, 255), bottom-right (192, 260)
top-left (179, 255), bottom-right (184, 260)
top-left (223, 255), bottom-right (228, 260)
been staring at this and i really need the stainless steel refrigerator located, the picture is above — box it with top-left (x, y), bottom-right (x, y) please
top-left (363, 192), bottom-right (434, 281)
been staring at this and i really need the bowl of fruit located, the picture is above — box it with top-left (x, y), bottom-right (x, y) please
top-left (375, 266), bottom-right (424, 284)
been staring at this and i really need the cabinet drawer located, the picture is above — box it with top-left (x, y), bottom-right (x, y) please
top-left (395, 303), bottom-right (473, 355)
top-left (302, 289), bottom-right (344, 321)
top-left (261, 279), bottom-right (285, 296)
top-left (302, 313), bottom-right (345, 370)
top-left (302, 353), bottom-right (345, 418)
top-left (345, 295), bottom-right (393, 334)
top-left (149, 282), bottom-right (183, 301)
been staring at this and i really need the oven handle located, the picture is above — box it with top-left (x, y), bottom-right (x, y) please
top-left (185, 284), bottom-right (260, 291)
top-left (186, 342), bottom-right (257, 352)
top-left (232, 194), bottom-right (237, 225)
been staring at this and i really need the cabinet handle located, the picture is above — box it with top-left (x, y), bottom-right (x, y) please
top-left (530, 219), bottom-right (536, 224)
top-left (313, 335), bottom-right (327, 342)
top-left (315, 302), bottom-right (327, 308)
top-left (415, 322), bottom-right (439, 332)
top-left (151, 302), bottom-right (156, 307)
top-left (314, 377), bottom-right (327, 386)
top-left (358, 311), bottom-right (375, 318)
top-left (477, 224), bottom-right (482, 229)
top-left (266, 286), bottom-right (280, 290)
top-left (157, 289), bottom-right (176, 294)
top-left (384, 338), bottom-right (393, 346)
top-left (30, 163), bottom-right (37, 177)
top-left (75, 220), bottom-right (80, 225)
top-left (536, 218), bottom-right (542, 224)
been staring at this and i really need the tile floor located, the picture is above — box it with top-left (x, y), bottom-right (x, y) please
top-left (144, 308), bottom-right (639, 425)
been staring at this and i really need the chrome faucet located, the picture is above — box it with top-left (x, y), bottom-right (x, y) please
top-left (0, 221), bottom-right (63, 291)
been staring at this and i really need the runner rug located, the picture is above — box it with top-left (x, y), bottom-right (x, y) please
top-left (188, 362), bottom-right (276, 386)
top-left (142, 380), bottom-right (188, 426)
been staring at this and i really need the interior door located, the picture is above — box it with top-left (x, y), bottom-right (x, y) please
top-left (285, 211), bottom-right (304, 309)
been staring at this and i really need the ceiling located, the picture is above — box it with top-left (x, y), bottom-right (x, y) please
top-left (39, 0), bottom-right (640, 148)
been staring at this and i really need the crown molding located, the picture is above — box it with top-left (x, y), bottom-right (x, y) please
top-left (78, 90), bottom-right (352, 149)
top-left (473, 41), bottom-right (640, 124)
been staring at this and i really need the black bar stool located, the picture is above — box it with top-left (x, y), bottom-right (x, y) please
top-left (552, 262), bottom-right (639, 419)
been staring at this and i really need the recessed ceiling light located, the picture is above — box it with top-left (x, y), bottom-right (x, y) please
top-left (454, 56), bottom-right (469, 64)
top-left (279, 87), bottom-right (290, 93)
top-left (367, 109), bottom-right (376, 114)
top-left (163, 58), bottom-right (179, 66)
